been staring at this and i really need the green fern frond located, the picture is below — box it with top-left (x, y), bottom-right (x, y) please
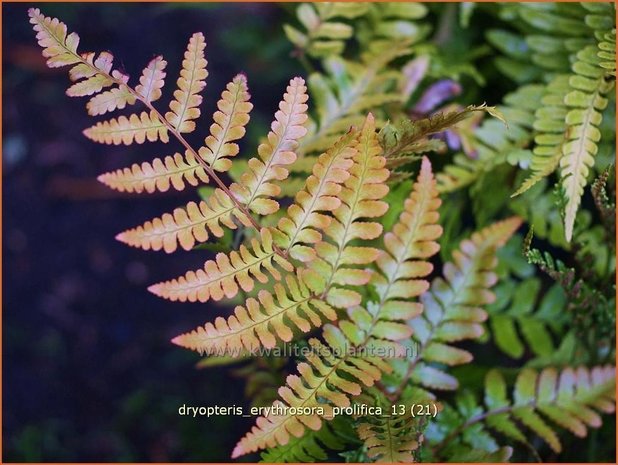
top-left (484, 366), bottom-right (616, 453)
top-left (512, 76), bottom-right (570, 197)
top-left (560, 45), bottom-right (615, 241)
top-left (408, 217), bottom-right (522, 391)
top-left (300, 43), bottom-right (410, 156)
top-left (358, 412), bottom-right (424, 463)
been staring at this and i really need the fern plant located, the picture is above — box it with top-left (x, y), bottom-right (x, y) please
top-left (29, 5), bottom-right (615, 463)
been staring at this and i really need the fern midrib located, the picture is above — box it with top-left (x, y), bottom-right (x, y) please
top-left (173, 37), bottom-right (204, 130)
top-left (91, 118), bottom-right (167, 134)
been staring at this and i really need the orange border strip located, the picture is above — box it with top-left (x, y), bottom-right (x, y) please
top-left (0, 1), bottom-right (616, 465)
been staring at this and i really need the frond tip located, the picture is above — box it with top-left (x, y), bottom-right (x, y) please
top-left (165, 32), bottom-right (208, 133)
top-left (231, 77), bottom-right (309, 215)
top-left (198, 74), bottom-right (253, 172)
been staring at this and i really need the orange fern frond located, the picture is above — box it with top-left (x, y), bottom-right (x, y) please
top-left (135, 55), bottom-right (167, 103)
top-left (274, 130), bottom-right (357, 262)
top-left (231, 309), bottom-right (394, 457)
top-left (149, 228), bottom-right (293, 302)
top-left (116, 191), bottom-right (252, 253)
top-left (198, 74), bottom-right (253, 172)
top-left (86, 86), bottom-right (136, 116)
top-left (97, 151), bottom-right (209, 194)
top-left (230, 77), bottom-right (309, 215)
top-left (165, 32), bottom-right (208, 133)
top-left (172, 271), bottom-right (337, 353)
top-left (306, 113), bottom-right (390, 308)
top-left (83, 110), bottom-right (169, 145)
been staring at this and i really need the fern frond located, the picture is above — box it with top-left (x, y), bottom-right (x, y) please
top-left (231, 319), bottom-right (392, 457)
top-left (118, 79), bottom-right (305, 252)
top-left (198, 74), bottom-right (253, 172)
top-left (98, 75), bottom-right (252, 194)
top-left (97, 150), bottom-right (209, 194)
top-left (372, 156), bottom-right (441, 318)
top-left (172, 271), bottom-right (337, 353)
top-left (86, 86), bottom-right (136, 116)
top-left (135, 55), bottom-right (167, 103)
top-left (482, 366), bottom-right (616, 453)
top-left (560, 45), bottom-right (614, 241)
top-left (83, 110), bottom-right (169, 145)
top-left (224, 78), bottom-right (308, 215)
top-left (230, 77), bottom-right (308, 215)
top-left (232, 167), bottom-right (444, 456)
top-left (512, 76), bottom-right (570, 197)
top-left (29, 7), bottom-right (140, 118)
top-left (408, 217), bottom-right (522, 391)
top-left (275, 130), bottom-right (358, 262)
top-left (29, 8), bottom-right (82, 68)
top-left (260, 417), bottom-right (349, 463)
top-left (116, 191), bottom-right (251, 253)
top-left (306, 114), bottom-right (389, 308)
top-left (284, 3), bottom-right (366, 58)
top-left (149, 228), bottom-right (293, 302)
top-left (358, 413), bottom-right (423, 463)
top-left (165, 32), bottom-right (208, 133)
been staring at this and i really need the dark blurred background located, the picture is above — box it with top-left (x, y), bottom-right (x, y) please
top-left (3, 3), bottom-right (302, 461)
